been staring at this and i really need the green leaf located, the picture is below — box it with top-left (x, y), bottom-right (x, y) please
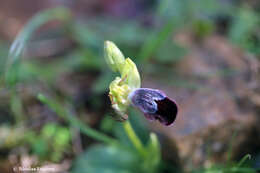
top-left (138, 20), bottom-right (176, 61)
top-left (142, 133), bottom-right (161, 173)
top-left (71, 145), bottom-right (142, 173)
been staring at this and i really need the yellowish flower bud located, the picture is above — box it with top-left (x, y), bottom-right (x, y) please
top-left (104, 41), bottom-right (141, 118)
top-left (104, 40), bottom-right (125, 72)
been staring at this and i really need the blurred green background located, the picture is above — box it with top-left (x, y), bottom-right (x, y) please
top-left (0, 0), bottom-right (260, 172)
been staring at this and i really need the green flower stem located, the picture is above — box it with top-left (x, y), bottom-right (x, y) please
top-left (37, 94), bottom-right (118, 145)
top-left (123, 120), bottom-right (146, 156)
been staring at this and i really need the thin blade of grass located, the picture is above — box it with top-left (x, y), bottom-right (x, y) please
top-left (237, 154), bottom-right (252, 168)
top-left (5, 7), bottom-right (72, 85)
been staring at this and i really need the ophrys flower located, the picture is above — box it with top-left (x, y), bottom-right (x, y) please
top-left (104, 41), bottom-right (178, 126)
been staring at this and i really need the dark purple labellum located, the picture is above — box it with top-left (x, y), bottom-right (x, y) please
top-left (128, 88), bottom-right (178, 126)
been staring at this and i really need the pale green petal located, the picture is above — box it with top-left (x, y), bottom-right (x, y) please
top-left (104, 40), bottom-right (125, 72)
top-left (121, 58), bottom-right (141, 89)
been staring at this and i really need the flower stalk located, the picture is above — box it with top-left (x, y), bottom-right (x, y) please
top-left (123, 120), bottom-right (146, 156)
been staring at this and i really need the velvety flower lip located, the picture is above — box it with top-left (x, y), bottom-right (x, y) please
top-left (128, 88), bottom-right (178, 126)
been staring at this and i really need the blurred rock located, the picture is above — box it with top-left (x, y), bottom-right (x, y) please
top-left (144, 34), bottom-right (260, 171)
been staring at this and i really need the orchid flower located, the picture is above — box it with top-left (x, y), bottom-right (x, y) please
top-left (104, 41), bottom-right (178, 126)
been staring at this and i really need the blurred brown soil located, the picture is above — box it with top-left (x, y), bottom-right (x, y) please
top-left (143, 33), bottom-right (260, 170)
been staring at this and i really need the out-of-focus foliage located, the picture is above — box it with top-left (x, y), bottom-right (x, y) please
top-left (5, 7), bottom-right (72, 86)
top-left (72, 145), bottom-right (141, 173)
top-left (229, 6), bottom-right (260, 55)
top-left (72, 133), bottom-right (160, 173)
top-left (25, 123), bottom-right (71, 162)
top-left (192, 155), bottom-right (257, 173)
top-left (38, 94), bottom-right (161, 173)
